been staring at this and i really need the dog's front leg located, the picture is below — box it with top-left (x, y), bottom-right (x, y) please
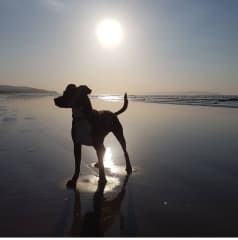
top-left (67, 143), bottom-right (81, 188)
top-left (73, 143), bottom-right (82, 181)
top-left (95, 144), bottom-right (107, 183)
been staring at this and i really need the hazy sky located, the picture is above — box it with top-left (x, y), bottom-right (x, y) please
top-left (1, 0), bottom-right (238, 94)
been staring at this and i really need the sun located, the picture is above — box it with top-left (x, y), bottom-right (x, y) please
top-left (96, 18), bottom-right (124, 48)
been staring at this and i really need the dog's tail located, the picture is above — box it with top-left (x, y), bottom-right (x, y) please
top-left (114, 93), bottom-right (128, 115)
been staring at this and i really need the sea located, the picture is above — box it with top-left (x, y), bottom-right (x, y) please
top-left (93, 94), bottom-right (238, 108)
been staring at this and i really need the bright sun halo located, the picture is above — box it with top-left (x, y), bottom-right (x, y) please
top-left (96, 18), bottom-right (123, 48)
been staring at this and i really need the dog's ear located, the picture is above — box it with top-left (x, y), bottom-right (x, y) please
top-left (63, 84), bottom-right (77, 96)
top-left (78, 85), bottom-right (92, 95)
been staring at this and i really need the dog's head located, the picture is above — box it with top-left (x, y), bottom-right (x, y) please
top-left (77, 85), bottom-right (92, 96)
top-left (54, 84), bottom-right (92, 108)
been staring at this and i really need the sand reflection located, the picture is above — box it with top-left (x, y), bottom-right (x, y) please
top-left (104, 147), bottom-right (114, 169)
top-left (71, 175), bottom-right (130, 237)
top-left (76, 175), bottom-right (120, 193)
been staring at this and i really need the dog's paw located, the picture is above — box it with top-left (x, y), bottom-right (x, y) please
top-left (66, 179), bottom-right (76, 189)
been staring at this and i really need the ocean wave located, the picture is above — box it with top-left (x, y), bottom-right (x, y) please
top-left (92, 94), bottom-right (238, 108)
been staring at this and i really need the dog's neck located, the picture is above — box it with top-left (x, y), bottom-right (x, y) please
top-left (72, 95), bottom-right (93, 119)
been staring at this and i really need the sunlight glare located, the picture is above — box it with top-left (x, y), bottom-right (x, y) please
top-left (76, 175), bottom-right (120, 193)
top-left (104, 147), bottom-right (114, 169)
top-left (96, 18), bottom-right (123, 48)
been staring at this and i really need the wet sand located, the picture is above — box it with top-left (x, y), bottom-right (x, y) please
top-left (0, 94), bottom-right (238, 236)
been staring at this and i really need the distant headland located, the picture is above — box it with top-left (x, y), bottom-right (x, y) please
top-left (0, 85), bottom-right (57, 95)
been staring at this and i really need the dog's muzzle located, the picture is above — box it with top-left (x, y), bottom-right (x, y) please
top-left (54, 96), bottom-right (71, 108)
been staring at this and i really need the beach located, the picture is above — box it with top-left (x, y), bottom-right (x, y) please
top-left (0, 94), bottom-right (238, 237)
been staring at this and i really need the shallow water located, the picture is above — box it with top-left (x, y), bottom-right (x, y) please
top-left (0, 94), bottom-right (238, 236)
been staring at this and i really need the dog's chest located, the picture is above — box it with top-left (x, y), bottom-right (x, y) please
top-left (72, 119), bottom-right (93, 146)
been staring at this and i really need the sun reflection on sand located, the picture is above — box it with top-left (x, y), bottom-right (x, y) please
top-left (75, 148), bottom-right (126, 192)
top-left (104, 147), bottom-right (123, 174)
top-left (103, 148), bottom-right (114, 171)
top-left (76, 175), bottom-right (120, 193)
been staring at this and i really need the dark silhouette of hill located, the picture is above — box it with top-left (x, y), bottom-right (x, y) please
top-left (0, 85), bottom-right (57, 94)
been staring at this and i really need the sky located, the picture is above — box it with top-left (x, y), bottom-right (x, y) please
top-left (0, 0), bottom-right (238, 94)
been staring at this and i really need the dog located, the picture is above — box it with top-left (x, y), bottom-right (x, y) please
top-left (54, 84), bottom-right (132, 187)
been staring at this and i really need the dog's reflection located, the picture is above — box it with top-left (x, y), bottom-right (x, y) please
top-left (70, 175), bottom-right (129, 237)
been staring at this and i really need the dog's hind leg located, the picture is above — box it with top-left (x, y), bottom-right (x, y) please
top-left (67, 143), bottom-right (81, 188)
top-left (95, 144), bottom-right (107, 183)
top-left (112, 123), bottom-right (132, 174)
